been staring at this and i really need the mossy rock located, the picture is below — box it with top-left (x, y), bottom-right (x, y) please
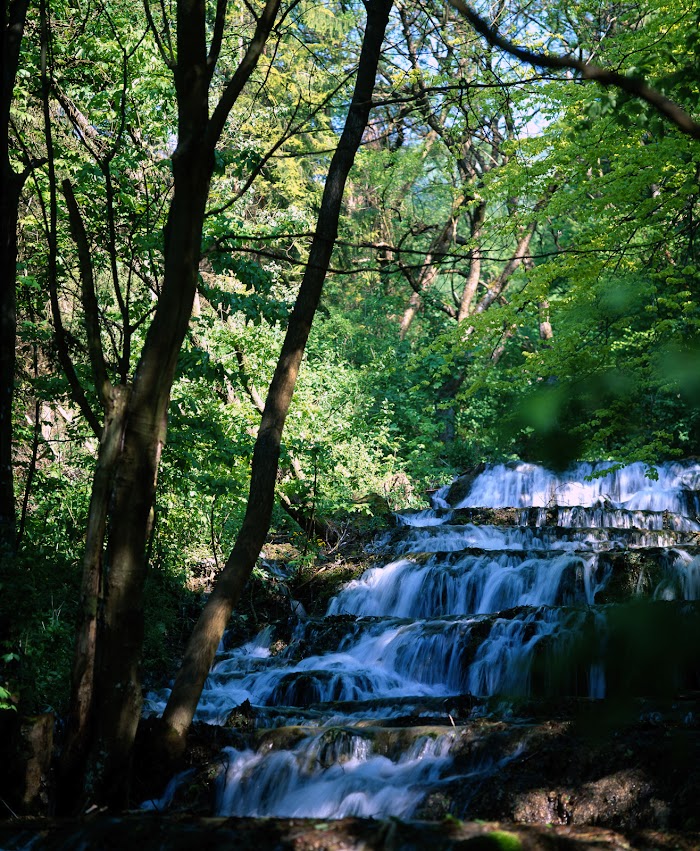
top-left (457, 831), bottom-right (522, 851)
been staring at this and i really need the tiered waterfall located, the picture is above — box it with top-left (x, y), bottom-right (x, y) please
top-left (146, 460), bottom-right (700, 820)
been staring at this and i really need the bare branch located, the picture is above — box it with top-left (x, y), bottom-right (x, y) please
top-left (206, 70), bottom-right (355, 218)
top-left (52, 84), bottom-right (103, 159)
top-left (40, 0), bottom-right (101, 437)
top-left (234, 347), bottom-right (265, 414)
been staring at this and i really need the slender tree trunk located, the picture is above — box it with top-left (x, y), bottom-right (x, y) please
top-left (398, 212), bottom-right (459, 338)
top-left (160, 0), bottom-right (394, 753)
top-left (0, 172), bottom-right (21, 554)
top-left (456, 202), bottom-right (487, 321)
top-left (490, 322), bottom-right (517, 362)
top-left (0, 0), bottom-right (31, 555)
top-left (472, 220), bottom-right (536, 315)
top-left (539, 299), bottom-right (553, 341)
top-left (57, 386), bottom-right (129, 812)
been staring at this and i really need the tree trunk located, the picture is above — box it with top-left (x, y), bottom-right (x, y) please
top-left (539, 299), bottom-right (553, 341)
top-left (0, 170), bottom-right (21, 554)
top-left (57, 386), bottom-right (129, 812)
top-left (160, 0), bottom-right (394, 753)
top-left (456, 202), bottom-right (487, 322)
top-left (472, 219), bottom-right (537, 316)
top-left (0, 0), bottom-right (31, 555)
top-left (398, 211), bottom-right (460, 338)
top-left (83, 153), bottom-right (212, 809)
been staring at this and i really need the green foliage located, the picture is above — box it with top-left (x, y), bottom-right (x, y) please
top-left (421, 0), bottom-right (700, 467)
top-left (7, 0), bottom-right (700, 718)
top-left (0, 545), bottom-right (81, 714)
top-left (0, 652), bottom-right (20, 711)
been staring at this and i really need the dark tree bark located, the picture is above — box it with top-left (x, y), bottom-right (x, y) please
top-left (0, 170), bottom-right (21, 555)
top-left (0, 0), bottom-right (31, 555)
top-left (159, 0), bottom-right (394, 752)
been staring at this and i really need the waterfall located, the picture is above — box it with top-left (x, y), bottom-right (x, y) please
top-left (447, 461), bottom-right (700, 512)
top-left (144, 460), bottom-right (700, 819)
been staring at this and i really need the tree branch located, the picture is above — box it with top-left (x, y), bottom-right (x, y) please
top-left (205, 0), bottom-right (283, 149)
top-left (40, 0), bottom-right (101, 438)
top-left (142, 0), bottom-right (175, 67)
top-left (62, 179), bottom-right (112, 410)
top-left (207, 0), bottom-right (228, 75)
top-left (206, 69), bottom-right (355, 218)
top-left (234, 347), bottom-right (265, 414)
top-left (447, 0), bottom-right (700, 140)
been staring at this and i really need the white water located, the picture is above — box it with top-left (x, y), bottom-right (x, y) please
top-left (217, 733), bottom-right (454, 818)
top-left (654, 551), bottom-right (700, 601)
top-left (390, 523), bottom-right (684, 553)
top-left (450, 461), bottom-right (700, 512)
top-left (146, 460), bottom-right (700, 818)
top-left (327, 552), bottom-right (604, 618)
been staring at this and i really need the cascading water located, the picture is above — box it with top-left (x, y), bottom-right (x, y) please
top-left (145, 460), bottom-right (700, 820)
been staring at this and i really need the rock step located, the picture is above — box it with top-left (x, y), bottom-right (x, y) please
top-left (397, 505), bottom-right (700, 531)
top-left (133, 697), bottom-right (700, 833)
top-left (199, 603), bottom-right (700, 714)
top-left (251, 600), bottom-right (700, 663)
top-left (238, 691), bottom-right (700, 730)
top-left (390, 525), bottom-right (700, 553)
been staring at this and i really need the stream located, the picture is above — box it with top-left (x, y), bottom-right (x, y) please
top-left (145, 460), bottom-right (700, 821)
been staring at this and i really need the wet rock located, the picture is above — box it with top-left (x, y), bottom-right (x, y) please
top-left (446, 464), bottom-right (487, 507)
top-left (452, 508), bottom-right (536, 527)
top-left (441, 708), bottom-right (700, 831)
